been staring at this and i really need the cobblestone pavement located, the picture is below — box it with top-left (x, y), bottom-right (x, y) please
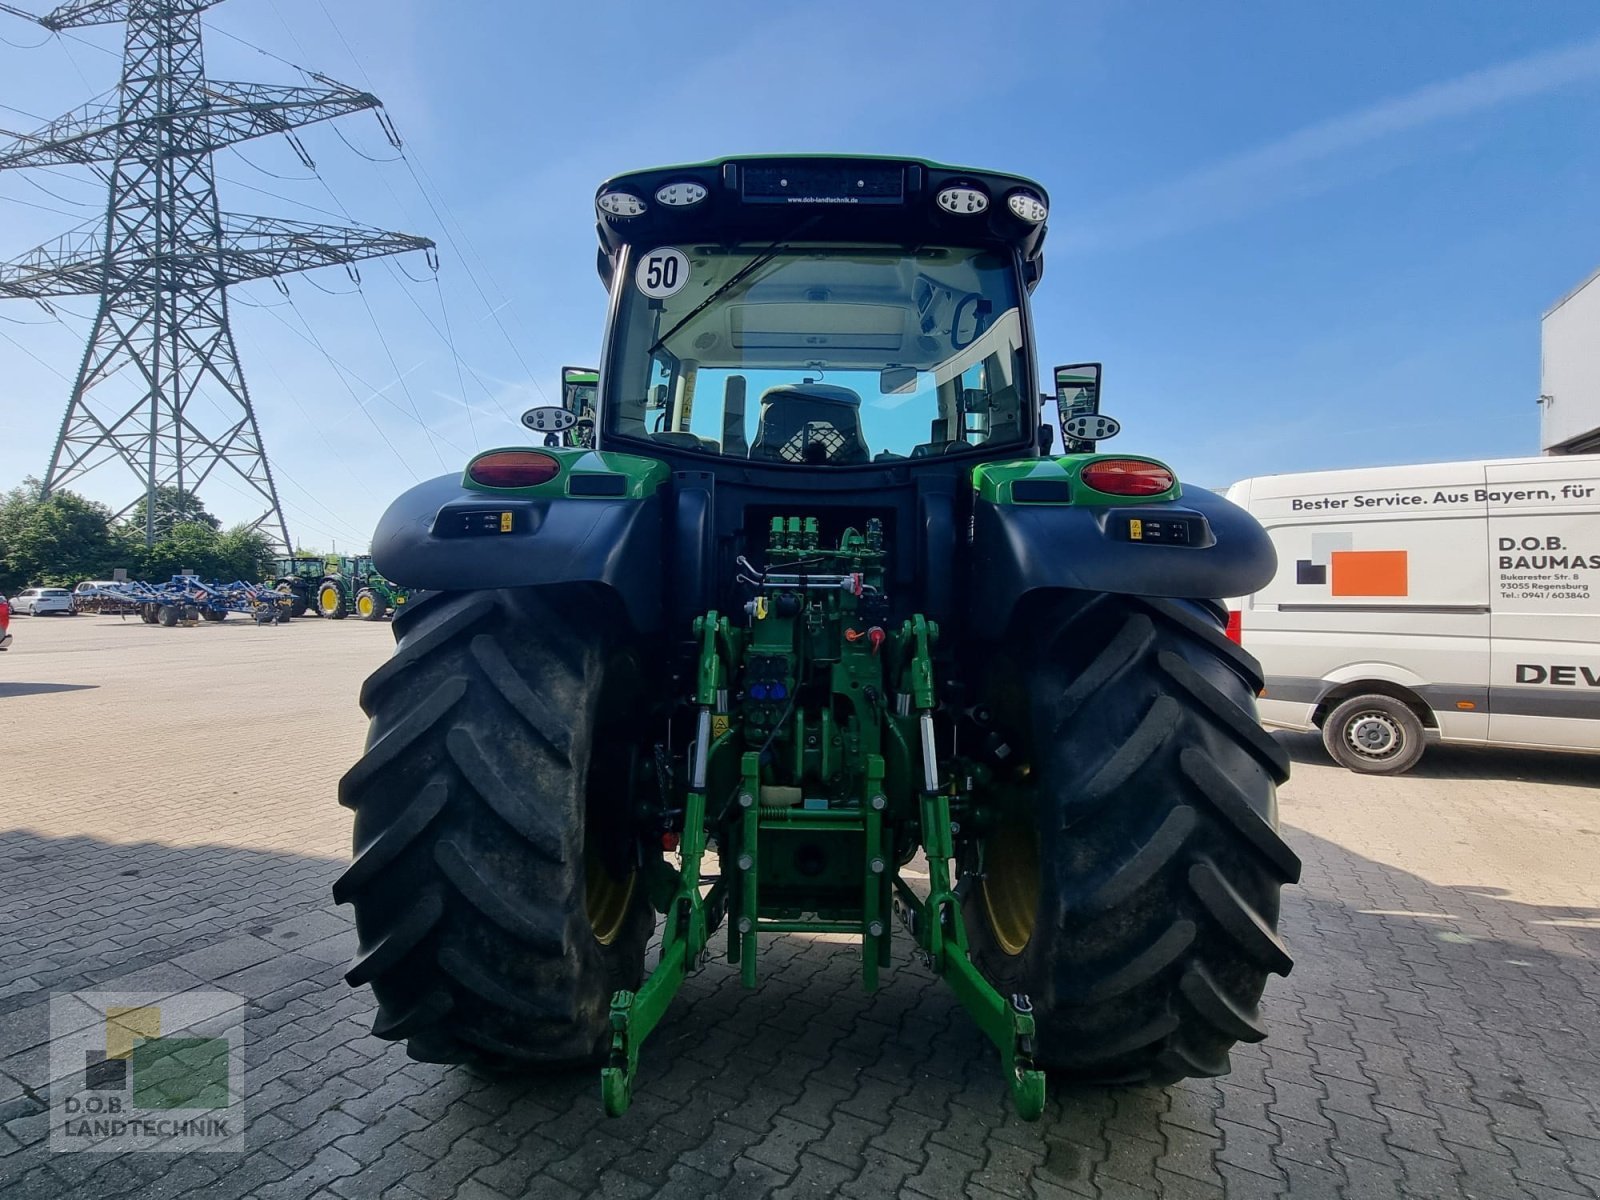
top-left (2, 614), bottom-right (1598, 1198)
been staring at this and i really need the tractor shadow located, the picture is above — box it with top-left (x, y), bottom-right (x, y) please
top-left (0, 682), bottom-right (99, 698)
top-left (2, 820), bottom-right (1597, 1198)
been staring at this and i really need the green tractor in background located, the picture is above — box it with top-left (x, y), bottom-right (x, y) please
top-left (270, 555), bottom-right (327, 618)
top-left (316, 554), bottom-right (410, 621)
top-left (336, 156), bottom-right (1299, 1119)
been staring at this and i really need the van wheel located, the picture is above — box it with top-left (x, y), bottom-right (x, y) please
top-left (1322, 694), bottom-right (1425, 775)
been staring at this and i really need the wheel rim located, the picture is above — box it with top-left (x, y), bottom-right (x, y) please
top-left (1344, 710), bottom-right (1405, 760)
top-left (319, 585), bottom-right (340, 611)
top-left (981, 820), bottom-right (1040, 957)
top-left (584, 835), bottom-right (635, 946)
top-left (357, 595), bottom-right (373, 617)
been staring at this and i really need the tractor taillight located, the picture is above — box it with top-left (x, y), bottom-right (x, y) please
top-left (1080, 459), bottom-right (1175, 497)
top-left (1225, 609), bottom-right (1242, 645)
top-left (468, 451), bottom-right (561, 488)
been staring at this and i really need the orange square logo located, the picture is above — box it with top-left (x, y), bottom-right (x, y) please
top-left (1330, 550), bottom-right (1407, 597)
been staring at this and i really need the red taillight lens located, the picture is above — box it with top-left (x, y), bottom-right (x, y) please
top-left (468, 451), bottom-right (561, 488)
top-left (1079, 458), bottom-right (1175, 497)
top-left (1225, 609), bottom-right (1242, 645)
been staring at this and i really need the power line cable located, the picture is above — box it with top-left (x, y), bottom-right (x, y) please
top-left (208, 9), bottom-right (554, 420)
top-left (229, 307), bottom-right (395, 525)
top-left (269, 290), bottom-right (420, 480)
top-left (356, 281), bottom-right (451, 468)
top-left (393, 145), bottom-right (552, 405)
top-left (0, 325), bottom-right (71, 379)
top-left (333, 123), bottom-right (399, 163)
top-left (0, 190), bottom-right (86, 217)
top-left (433, 273), bottom-right (477, 447)
top-left (229, 143), bottom-right (317, 182)
top-left (216, 174), bottom-right (352, 222)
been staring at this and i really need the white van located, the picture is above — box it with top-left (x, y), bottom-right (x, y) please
top-left (1225, 455), bottom-right (1600, 773)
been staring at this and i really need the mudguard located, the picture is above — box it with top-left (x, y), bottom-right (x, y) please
top-left (971, 486), bottom-right (1276, 627)
top-left (370, 473), bottom-right (665, 632)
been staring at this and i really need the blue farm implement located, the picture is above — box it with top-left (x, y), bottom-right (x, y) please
top-left (78, 577), bottom-right (291, 626)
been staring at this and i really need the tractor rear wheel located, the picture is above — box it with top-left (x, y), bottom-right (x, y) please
top-left (334, 587), bottom-right (654, 1069)
top-left (966, 592), bottom-right (1300, 1084)
top-left (356, 588), bottom-right (387, 621)
top-left (318, 581), bottom-right (347, 619)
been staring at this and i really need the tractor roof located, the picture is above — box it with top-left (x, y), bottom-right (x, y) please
top-left (593, 155), bottom-right (1049, 281)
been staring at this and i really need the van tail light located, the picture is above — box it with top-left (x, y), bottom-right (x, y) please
top-left (468, 450), bottom-right (561, 488)
top-left (1079, 458), bottom-right (1175, 497)
top-left (1225, 609), bottom-right (1242, 645)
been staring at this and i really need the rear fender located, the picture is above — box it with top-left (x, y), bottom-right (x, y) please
top-left (371, 453), bottom-right (667, 632)
top-left (971, 480), bottom-right (1275, 626)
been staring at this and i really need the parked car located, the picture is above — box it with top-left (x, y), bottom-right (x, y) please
top-left (0, 594), bottom-right (11, 650)
top-left (11, 587), bottom-right (76, 616)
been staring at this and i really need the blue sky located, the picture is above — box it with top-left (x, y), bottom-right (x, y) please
top-left (1, 0), bottom-right (1597, 548)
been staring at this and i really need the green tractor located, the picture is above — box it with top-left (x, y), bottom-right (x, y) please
top-left (316, 554), bottom-right (410, 621)
top-left (335, 156), bottom-right (1299, 1119)
top-left (270, 555), bottom-right (327, 618)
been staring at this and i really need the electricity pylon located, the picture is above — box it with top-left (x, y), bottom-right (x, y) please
top-left (0, 0), bottom-right (434, 548)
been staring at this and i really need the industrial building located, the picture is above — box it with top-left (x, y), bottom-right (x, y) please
top-left (1540, 265), bottom-right (1600, 455)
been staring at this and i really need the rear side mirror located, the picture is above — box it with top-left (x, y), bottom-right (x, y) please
top-left (1054, 363), bottom-right (1118, 451)
top-left (560, 365), bottom-right (599, 449)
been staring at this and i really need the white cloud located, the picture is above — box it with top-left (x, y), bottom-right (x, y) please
top-left (1063, 34), bottom-right (1600, 252)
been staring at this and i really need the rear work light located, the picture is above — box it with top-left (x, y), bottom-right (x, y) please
top-left (597, 191), bottom-right (646, 217)
top-left (1225, 609), bottom-right (1242, 645)
top-left (1006, 191), bottom-right (1048, 223)
top-left (468, 451), bottom-right (562, 488)
top-left (655, 181), bottom-right (707, 207)
top-left (935, 185), bottom-right (988, 214)
top-left (1080, 458), bottom-right (1176, 497)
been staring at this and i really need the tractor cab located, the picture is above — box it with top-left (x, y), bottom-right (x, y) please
top-left (588, 158), bottom-right (1052, 471)
top-left (274, 555), bottom-right (325, 582)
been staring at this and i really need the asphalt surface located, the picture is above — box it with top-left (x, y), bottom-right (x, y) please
top-left (1, 612), bottom-right (1598, 1198)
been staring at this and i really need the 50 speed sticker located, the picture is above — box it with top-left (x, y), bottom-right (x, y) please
top-left (636, 248), bottom-right (689, 299)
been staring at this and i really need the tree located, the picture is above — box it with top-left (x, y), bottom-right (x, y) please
top-left (125, 485), bottom-right (221, 540)
top-left (214, 524), bottom-right (276, 582)
top-left (135, 521), bottom-right (276, 583)
top-left (139, 522), bottom-right (222, 581)
top-left (0, 478), bottom-right (134, 593)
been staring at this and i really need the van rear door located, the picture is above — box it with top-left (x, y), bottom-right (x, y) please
top-left (1487, 458), bottom-right (1600, 750)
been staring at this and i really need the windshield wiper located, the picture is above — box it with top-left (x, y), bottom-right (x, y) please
top-left (646, 215), bottom-right (822, 358)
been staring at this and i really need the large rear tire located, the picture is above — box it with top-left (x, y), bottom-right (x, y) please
top-left (334, 587), bottom-right (655, 1068)
top-left (967, 593), bottom-right (1301, 1084)
top-left (318, 581), bottom-right (347, 619)
top-left (355, 588), bottom-right (388, 621)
